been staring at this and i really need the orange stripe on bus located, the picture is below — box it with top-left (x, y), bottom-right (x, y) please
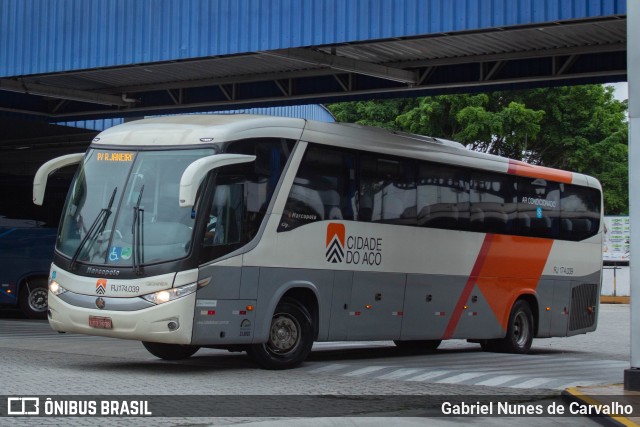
top-left (476, 235), bottom-right (553, 330)
top-left (443, 234), bottom-right (553, 339)
top-left (508, 159), bottom-right (573, 184)
top-left (442, 234), bottom-right (494, 340)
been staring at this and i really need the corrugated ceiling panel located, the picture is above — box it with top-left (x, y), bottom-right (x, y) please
top-left (0, 0), bottom-right (626, 77)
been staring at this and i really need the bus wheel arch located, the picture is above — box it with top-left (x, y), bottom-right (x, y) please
top-left (518, 293), bottom-right (539, 337)
top-left (280, 287), bottom-right (319, 340)
top-left (248, 286), bottom-right (318, 369)
top-left (482, 295), bottom-right (537, 354)
top-left (247, 299), bottom-right (314, 369)
top-left (19, 276), bottom-right (49, 319)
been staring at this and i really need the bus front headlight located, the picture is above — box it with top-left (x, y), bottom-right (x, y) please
top-left (49, 280), bottom-right (68, 296)
top-left (141, 283), bottom-right (197, 305)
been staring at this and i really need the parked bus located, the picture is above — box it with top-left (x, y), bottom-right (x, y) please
top-left (1, 148), bottom-right (78, 318)
top-left (35, 115), bottom-right (602, 369)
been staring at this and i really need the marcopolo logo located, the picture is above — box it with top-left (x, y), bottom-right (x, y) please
top-left (325, 223), bottom-right (345, 263)
top-left (325, 223), bottom-right (383, 266)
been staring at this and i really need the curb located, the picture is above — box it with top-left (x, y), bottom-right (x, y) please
top-left (562, 386), bottom-right (639, 427)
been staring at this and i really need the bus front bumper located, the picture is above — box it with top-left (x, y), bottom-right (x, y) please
top-left (47, 291), bottom-right (195, 344)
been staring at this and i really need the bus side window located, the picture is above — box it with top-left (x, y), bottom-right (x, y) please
top-left (203, 181), bottom-right (244, 246)
top-left (469, 172), bottom-right (517, 234)
top-left (417, 163), bottom-right (469, 230)
top-left (517, 177), bottom-right (560, 239)
top-left (279, 146), bottom-right (355, 232)
top-left (358, 154), bottom-right (416, 225)
top-left (560, 184), bottom-right (601, 241)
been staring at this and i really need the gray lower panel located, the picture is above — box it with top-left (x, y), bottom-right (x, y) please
top-left (452, 283), bottom-right (504, 340)
top-left (327, 270), bottom-right (352, 341)
top-left (535, 279), bottom-right (555, 337)
top-left (189, 265), bottom-right (602, 345)
top-left (191, 298), bottom-right (256, 346)
top-left (197, 265), bottom-right (242, 299)
top-left (347, 271), bottom-right (405, 340)
top-left (402, 274), bottom-right (464, 340)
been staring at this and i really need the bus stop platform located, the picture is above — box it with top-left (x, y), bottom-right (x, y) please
top-left (563, 384), bottom-right (640, 426)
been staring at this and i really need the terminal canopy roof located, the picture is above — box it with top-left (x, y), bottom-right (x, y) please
top-left (0, 0), bottom-right (627, 121)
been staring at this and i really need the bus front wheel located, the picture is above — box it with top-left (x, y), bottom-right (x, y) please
top-left (481, 299), bottom-right (534, 354)
top-left (142, 342), bottom-right (200, 360)
top-left (247, 301), bottom-right (313, 370)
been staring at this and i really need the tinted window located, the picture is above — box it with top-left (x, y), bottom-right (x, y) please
top-left (470, 172), bottom-right (517, 234)
top-left (418, 163), bottom-right (469, 230)
top-left (279, 145), bottom-right (356, 232)
top-left (517, 177), bottom-right (560, 238)
top-left (225, 138), bottom-right (294, 238)
top-left (0, 167), bottom-right (75, 229)
top-left (560, 184), bottom-right (601, 241)
top-left (359, 154), bottom-right (416, 225)
top-left (276, 143), bottom-right (601, 242)
top-left (202, 138), bottom-right (294, 261)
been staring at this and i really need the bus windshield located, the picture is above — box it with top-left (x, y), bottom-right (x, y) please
top-left (57, 148), bottom-right (214, 267)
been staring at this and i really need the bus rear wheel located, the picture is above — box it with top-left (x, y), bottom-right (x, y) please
top-left (247, 301), bottom-right (313, 370)
top-left (481, 299), bottom-right (534, 354)
top-left (393, 340), bottom-right (441, 353)
top-left (19, 277), bottom-right (48, 319)
top-left (142, 342), bottom-right (200, 360)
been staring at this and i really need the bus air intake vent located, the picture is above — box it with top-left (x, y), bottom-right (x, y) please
top-left (569, 283), bottom-right (598, 331)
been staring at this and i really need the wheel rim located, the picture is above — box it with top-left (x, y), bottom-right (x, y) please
top-left (266, 313), bottom-right (300, 355)
top-left (512, 311), bottom-right (530, 347)
top-left (28, 288), bottom-right (48, 312)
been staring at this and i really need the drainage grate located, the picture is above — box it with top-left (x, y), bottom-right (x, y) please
top-left (569, 283), bottom-right (598, 331)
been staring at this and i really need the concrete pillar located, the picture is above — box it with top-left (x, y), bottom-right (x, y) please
top-left (625, 0), bottom-right (640, 390)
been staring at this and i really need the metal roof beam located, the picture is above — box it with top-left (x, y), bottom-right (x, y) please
top-left (388, 42), bottom-right (625, 69)
top-left (49, 68), bottom-right (625, 120)
top-left (91, 43), bottom-right (625, 96)
top-left (262, 48), bottom-right (418, 84)
top-left (556, 55), bottom-right (578, 75)
top-left (0, 79), bottom-right (132, 107)
top-left (102, 68), bottom-right (338, 94)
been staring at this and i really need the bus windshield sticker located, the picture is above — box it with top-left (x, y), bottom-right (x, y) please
top-left (121, 247), bottom-right (132, 260)
top-left (109, 246), bottom-right (121, 261)
top-left (96, 152), bottom-right (134, 162)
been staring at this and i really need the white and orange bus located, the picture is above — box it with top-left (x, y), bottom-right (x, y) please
top-left (34, 115), bottom-right (602, 369)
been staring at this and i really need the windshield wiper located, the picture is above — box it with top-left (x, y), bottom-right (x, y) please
top-left (132, 185), bottom-right (145, 276)
top-left (69, 187), bottom-right (117, 270)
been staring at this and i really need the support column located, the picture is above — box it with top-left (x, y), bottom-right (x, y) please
top-left (624, 0), bottom-right (640, 391)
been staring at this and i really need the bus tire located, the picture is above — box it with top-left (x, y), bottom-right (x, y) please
top-left (19, 277), bottom-right (49, 319)
top-left (486, 299), bottom-right (534, 354)
top-left (393, 340), bottom-right (441, 353)
top-left (247, 301), bottom-right (313, 370)
top-left (142, 341), bottom-right (200, 360)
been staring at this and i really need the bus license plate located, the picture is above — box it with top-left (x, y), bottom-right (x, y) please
top-left (89, 316), bottom-right (112, 329)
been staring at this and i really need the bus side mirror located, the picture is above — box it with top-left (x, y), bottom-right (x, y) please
top-left (33, 153), bottom-right (84, 205)
top-left (179, 154), bottom-right (255, 208)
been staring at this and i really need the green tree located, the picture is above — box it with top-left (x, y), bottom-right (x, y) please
top-left (327, 85), bottom-right (628, 214)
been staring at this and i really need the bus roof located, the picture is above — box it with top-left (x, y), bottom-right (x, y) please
top-left (92, 114), bottom-right (600, 189)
